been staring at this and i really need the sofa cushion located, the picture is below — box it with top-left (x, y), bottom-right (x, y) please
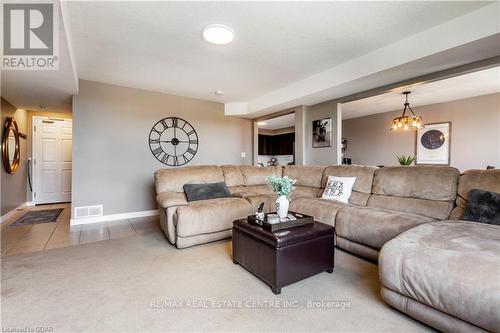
top-left (372, 166), bottom-right (459, 201)
top-left (221, 165), bottom-right (245, 187)
top-left (450, 169), bottom-right (500, 220)
top-left (156, 191), bottom-right (188, 209)
top-left (336, 206), bottom-right (435, 250)
top-left (348, 192), bottom-right (371, 206)
top-left (367, 194), bottom-right (454, 220)
top-left (283, 165), bottom-right (326, 188)
top-left (290, 186), bottom-right (322, 200)
top-left (289, 197), bottom-right (346, 227)
top-left (155, 165), bottom-right (224, 193)
top-left (175, 197), bottom-right (252, 237)
top-left (370, 166), bottom-right (459, 219)
top-left (379, 221), bottom-right (500, 332)
top-left (183, 182), bottom-right (232, 202)
top-left (228, 185), bottom-right (274, 197)
top-left (239, 166), bottom-right (282, 186)
top-left (321, 165), bottom-right (377, 194)
top-left (244, 194), bottom-right (277, 214)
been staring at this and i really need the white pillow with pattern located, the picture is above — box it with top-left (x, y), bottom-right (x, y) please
top-left (322, 176), bottom-right (356, 204)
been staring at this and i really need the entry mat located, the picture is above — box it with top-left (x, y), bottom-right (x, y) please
top-left (9, 208), bottom-right (63, 227)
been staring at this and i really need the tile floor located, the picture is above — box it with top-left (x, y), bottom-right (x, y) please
top-left (1, 203), bottom-right (161, 257)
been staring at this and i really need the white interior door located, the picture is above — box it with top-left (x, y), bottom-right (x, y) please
top-left (34, 118), bottom-right (72, 204)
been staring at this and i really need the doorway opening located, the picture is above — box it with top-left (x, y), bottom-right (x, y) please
top-left (255, 113), bottom-right (295, 167)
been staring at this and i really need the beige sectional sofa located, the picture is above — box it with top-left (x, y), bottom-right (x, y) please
top-left (154, 164), bottom-right (460, 257)
top-left (379, 168), bottom-right (500, 333)
top-left (155, 164), bottom-right (499, 333)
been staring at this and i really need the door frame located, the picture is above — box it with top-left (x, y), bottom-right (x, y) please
top-left (31, 116), bottom-right (73, 205)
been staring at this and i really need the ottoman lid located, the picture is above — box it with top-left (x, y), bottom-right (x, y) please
top-left (233, 219), bottom-right (333, 248)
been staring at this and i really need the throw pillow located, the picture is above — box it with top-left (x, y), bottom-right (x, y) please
top-left (321, 176), bottom-right (356, 204)
top-left (462, 189), bottom-right (500, 225)
top-left (183, 182), bottom-right (232, 202)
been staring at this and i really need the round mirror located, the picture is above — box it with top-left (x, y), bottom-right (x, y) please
top-left (2, 118), bottom-right (20, 174)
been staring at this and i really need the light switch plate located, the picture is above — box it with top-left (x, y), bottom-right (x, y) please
top-left (241, 152), bottom-right (246, 158)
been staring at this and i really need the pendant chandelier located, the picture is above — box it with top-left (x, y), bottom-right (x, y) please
top-left (391, 91), bottom-right (424, 131)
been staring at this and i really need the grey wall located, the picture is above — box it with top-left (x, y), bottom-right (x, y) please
top-left (1, 98), bottom-right (28, 215)
top-left (342, 93), bottom-right (500, 171)
top-left (72, 80), bottom-right (253, 216)
top-left (304, 101), bottom-right (340, 165)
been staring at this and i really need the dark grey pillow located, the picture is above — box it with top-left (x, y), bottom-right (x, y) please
top-left (462, 189), bottom-right (500, 225)
top-left (183, 182), bottom-right (232, 202)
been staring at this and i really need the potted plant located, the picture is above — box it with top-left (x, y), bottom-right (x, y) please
top-left (397, 155), bottom-right (416, 166)
top-left (266, 175), bottom-right (297, 218)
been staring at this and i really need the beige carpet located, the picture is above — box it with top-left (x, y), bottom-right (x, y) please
top-left (1, 230), bottom-right (434, 332)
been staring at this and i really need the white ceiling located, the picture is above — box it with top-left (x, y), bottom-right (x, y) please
top-left (66, 1), bottom-right (489, 103)
top-left (1, 1), bottom-right (499, 117)
top-left (342, 66), bottom-right (500, 119)
top-left (258, 113), bottom-right (295, 130)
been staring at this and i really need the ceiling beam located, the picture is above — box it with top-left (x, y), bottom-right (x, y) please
top-left (339, 55), bottom-right (500, 104)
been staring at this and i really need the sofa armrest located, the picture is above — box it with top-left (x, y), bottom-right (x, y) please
top-left (156, 191), bottom-right (188, 209)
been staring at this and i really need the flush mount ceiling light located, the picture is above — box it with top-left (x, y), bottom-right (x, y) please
top-left (202, 24), bottom-right (234, 45)
top-left (391, 91), bottom-right (424, 131)
top-left (257, 121), bottom-right (267, 126)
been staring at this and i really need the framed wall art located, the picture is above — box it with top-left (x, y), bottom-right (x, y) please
top-left (312, 118), bottom-right (332, 148)
top-left (415, 122), bottom-right (451, 165)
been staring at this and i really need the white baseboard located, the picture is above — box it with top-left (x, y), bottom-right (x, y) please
top-left (1, 202), bottom-right (30, 223)
top-left (70, 209), bottom-right (159, 226)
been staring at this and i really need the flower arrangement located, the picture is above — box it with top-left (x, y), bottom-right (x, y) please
top-left (266, 175), bottom-right (297, 198)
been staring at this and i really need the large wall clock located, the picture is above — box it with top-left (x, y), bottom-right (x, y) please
top-left (148, 117), bottom-right (199, 166)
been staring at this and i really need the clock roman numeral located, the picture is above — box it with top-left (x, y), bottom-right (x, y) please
top-left (160, 120), bottom-right (168, 130)
top-left (152, 147), bottom-right (163, 156)
top-left (161, 154), bottom-right (169, 164)
top-left (189, 139), bottom-right (198, 145)
top-left (186, 130), bottom-right (195, 136)
top-left (172, 118), bottom-right (178, 127)
top-left (149, 138), bottom-right (160, 144)
top-left (187, 148), bottom-right (196, 156)
top-left (182, 155), bottom-right (189, 163)
top-left (151, 128), bottom-right (162, 136)
top-left (173, 156), bottom-right (179, 166)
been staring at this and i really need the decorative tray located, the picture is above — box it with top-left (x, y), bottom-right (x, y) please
top-left (248, 211), bottom-right (314, 232)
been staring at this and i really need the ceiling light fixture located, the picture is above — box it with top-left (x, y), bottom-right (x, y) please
top-left (257, 121), bottom-right (267, 126)
top-left (391, 91), bottom-right (424, 131)
top-left (202, 24), bottom-right (234, 45)
top-left (214, 90), bottom-right (224, 95)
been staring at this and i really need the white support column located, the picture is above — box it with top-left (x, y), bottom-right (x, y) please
top-left (294, 106), bottom-right (306, 165)
top-left (253, 121), bottom-right (259, 166)
top-left (336, 102), bottom-right (343, 165)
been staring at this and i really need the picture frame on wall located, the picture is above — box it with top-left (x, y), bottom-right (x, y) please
top-left (312, 118), bottom-right (332, 148)
top-left (415, 122), bottom-right (451, 165)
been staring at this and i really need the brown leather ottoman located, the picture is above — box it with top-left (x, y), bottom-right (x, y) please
top-left (232, 218), bottom-right (334, 294)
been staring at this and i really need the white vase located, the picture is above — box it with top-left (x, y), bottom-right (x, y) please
top-left (275, 195), bottom-right (289, 219)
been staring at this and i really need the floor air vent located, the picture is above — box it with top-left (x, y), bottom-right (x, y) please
top-left (74, 205), bottom-right (103, 218)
